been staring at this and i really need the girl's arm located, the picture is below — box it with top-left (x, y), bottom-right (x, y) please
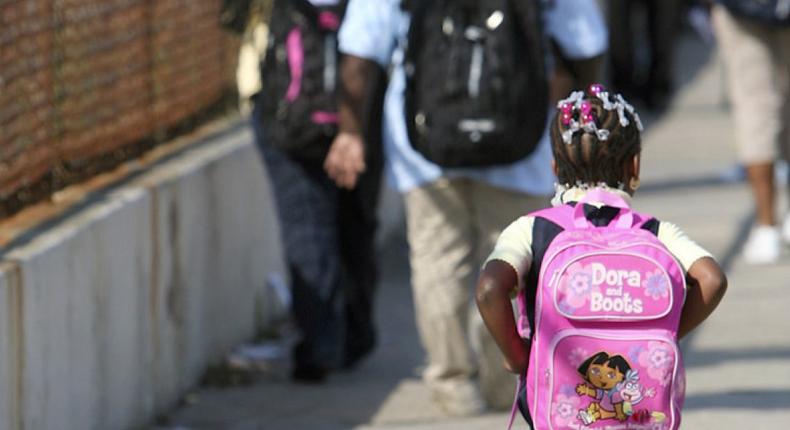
top-left (678, 256), bottom-right (727, 339)
top-left (475, 260), bottom-right (529, 374)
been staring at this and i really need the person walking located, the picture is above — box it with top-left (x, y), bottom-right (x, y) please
top-left (332, 0), bottom-right (608, 414)
top-left (607, 0), bottom-right (683, 111)
top-left (247, 0), bottom-right (384, 383)
top-left (476, 86), bottom-right (727, 429)
top-left (710, 0), bottom-right (790, 264)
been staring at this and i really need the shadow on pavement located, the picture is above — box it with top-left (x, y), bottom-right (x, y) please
top-left (154, 223), bottom-right (418, 430)
top-left (268, 227), bottom-right (419, 429)
top-left (683, 346), bottom-right (790, 368)
top-left (684, 388), bottom-right (790, 410)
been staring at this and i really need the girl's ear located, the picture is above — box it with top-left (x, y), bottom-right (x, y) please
top-left (624, 154), bottom-right (642, 195)
top-left (552, 159), bottom-right (558, 176)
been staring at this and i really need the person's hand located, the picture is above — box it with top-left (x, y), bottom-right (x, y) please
top-left (324, 132), bottom-right (366, 189)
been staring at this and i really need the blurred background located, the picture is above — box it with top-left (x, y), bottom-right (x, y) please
top-left (0, 1), bottom-right (788, 429)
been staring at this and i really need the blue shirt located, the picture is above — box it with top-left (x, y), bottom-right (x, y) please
top-left (338, 0), bottom-right (607, 194)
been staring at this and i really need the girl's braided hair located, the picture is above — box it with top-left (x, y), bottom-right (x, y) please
top-left (549, 85), bottom-right (643, 189)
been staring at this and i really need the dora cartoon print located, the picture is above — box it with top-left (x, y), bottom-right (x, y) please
top-left (575, 352), bottom-right (631, 424)
top-left (619, 369), bottom-right (656, 417)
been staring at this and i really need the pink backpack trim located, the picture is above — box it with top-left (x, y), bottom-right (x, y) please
top-left (285, 27), bottom-right (304, 102)
top-left (311, 111), bottom-right (339, 124)
top-left (318, 11), bottom-right (341, 31)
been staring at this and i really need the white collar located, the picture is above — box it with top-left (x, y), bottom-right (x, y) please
top-left (551, 184), bottom-right (633, 207)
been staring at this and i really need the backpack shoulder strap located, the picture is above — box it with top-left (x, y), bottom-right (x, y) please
top-left (530, 204), bottom-right (575, 231)
top-left (291, 0), bottom-right (318, 18)
top-left (509, 206), bottom-right (567, 430)
top-left (515, 205), bottom-right (570, 335)
top-left (403, 0), bottom-right (432, 54)
top-left (536, 200), bottom-right (660, 233)
top-left (287, 0), bottom-right (348, 28)
top-left (638, 216), bottom-right (660, 236)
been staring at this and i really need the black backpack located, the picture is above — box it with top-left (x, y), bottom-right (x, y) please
top-left (259, 0), bottom-right (347, 162)
top-left (219, 0), bottom-right (252, 34)
top-left (403, 0), bottom-right (548, 168)
top-left (720, 0), bottom-right (790, 25)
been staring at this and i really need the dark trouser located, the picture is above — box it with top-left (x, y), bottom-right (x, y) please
top-left (251, 100), bottom-right (382, 371)
top-left (608, 0), bottom-right (681, 98)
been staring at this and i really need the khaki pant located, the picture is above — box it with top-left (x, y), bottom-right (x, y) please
top-left (712, 6), bottom-right (790, 164)
top-left (404, 178), bottom-right (547, 410)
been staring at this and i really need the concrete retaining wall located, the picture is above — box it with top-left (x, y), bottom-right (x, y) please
top-left (0, 123), bottom-right (286, 430)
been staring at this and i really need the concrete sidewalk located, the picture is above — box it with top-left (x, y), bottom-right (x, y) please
top-left (154, 34), bottom-right (790, 430)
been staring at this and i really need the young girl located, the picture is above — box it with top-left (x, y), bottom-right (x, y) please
top-left (475, 85), bottom-right (727, 428)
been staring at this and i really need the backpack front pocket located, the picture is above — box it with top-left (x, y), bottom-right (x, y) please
top-left (542, 330), bottom-right (682, 430)
top-left (552, 249), bottom-right (677, 322)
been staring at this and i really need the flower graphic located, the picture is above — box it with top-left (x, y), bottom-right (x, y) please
top-left (558, 263), bottom-right (594, 310)
top-left (642, 269), bottom-right (669, 300)
top-left (628, 344), bottom-right (645, 363)
top-left (552, 393), bottom-right (581, 428)
top-left (570, 274), bottom-right (590, 293)
top-left (558, 384), bottom-right (577, 396)
top-left (568, 347), bottom-right (589, 368)
top-left (638, 341), bottom-right (675, 386)
top-left (557, 300), bottom-right (578, 316)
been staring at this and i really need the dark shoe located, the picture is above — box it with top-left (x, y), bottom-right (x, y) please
top-left (291, 365), bottom-right (328, 384)
top-left (342, 337), bottom-right (376, 370)
top-left (342, 327), bottom-right (376, 370)
top-left (291, 342), bottom-right (329, 383)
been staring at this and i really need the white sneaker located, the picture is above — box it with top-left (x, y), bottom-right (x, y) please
top-left (431, 379), bottom-right (486, 417)
top-left (743, 225), bottom-right (781, 265)
top-left (782, 214), bottom-right (790, 244)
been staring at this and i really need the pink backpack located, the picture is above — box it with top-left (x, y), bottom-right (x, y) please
top-left (510, 190), bottom-right (686, 430)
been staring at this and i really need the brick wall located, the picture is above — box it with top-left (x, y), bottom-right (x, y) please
top-left (0, 0), bottom-right (239, 211)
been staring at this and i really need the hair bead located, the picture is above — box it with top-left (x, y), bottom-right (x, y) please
top-left (550, 85), bottom-right (643, 190)
top-left (556, 84), bottom-right (643, 144)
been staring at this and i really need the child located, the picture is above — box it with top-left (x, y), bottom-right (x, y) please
top-left (475, 85), bottom-right (727, 429)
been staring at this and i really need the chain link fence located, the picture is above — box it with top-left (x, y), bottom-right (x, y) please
top-left (0, 0), bottom-right (240, 216)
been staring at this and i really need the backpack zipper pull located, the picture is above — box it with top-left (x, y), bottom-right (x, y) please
top-left (464, 26), bottom-right (484, 98)
top-left (323, 33), bottom-right (337, 93)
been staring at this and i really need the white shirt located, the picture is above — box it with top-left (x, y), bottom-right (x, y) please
top-left (339, 0), bottom-right (608, 194)
top-left (486, 187), bottom-right (714, 281)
